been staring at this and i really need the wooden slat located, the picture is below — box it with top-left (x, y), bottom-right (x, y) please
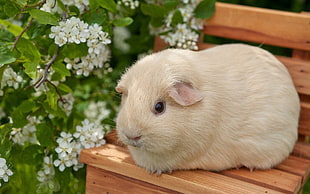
top-left (299, 102), bottom-right (310, 136)
top-left (204, 3), bottom-right (310, 51)
top-left (276, 156), bottom-right (310, 185)
top-left (220, 168), bottom-right (302, 194)
top-left (277, 56), bottom-right (310, 97)
top-left (80, 144), bottom-right (283, 194)
top-left (292, 142), bottom-right (310, 160)
top-left (86, 166), bottom-right (179, 194)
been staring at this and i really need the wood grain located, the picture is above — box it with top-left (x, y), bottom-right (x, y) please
top-left (204, 3), bottom-right (310, 51)
top-left (86, 166), bottom-right (179, 194)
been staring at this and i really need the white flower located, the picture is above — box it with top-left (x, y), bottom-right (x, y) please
top-left (43, 155), bottom-right (55, 175)
top-left (37, 155), bottom-right (55, 183)
top-left (41, 0), bottom-right (61, 13)
top-left (74, 119), bottom-right (106, 149)
top-left (53, 158), bottom-right (67, 172)
top-left (56, 132), bottom-right (73, 144)
top-left (98, 31), bottom-right (111, 45)
top-left (0, 157), bottom-right (13, 186)
top-left (0, 67), bottom-right (23, 93)
top-left (55, 141), bottom-right (73, 158)
top-left (11, 116), bottom-right (39, 145)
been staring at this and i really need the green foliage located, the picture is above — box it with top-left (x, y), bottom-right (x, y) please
top-left (28, 9), bottom-right (59, 25)
top-left (194, 0), bottom-right (216, 19)
top-left (0, 0), bottom-right (216, 193)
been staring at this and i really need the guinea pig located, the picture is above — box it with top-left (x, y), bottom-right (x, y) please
top-left (115, 43), bottom-right (300, 175)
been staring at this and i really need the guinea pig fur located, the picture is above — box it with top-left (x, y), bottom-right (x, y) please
top-left (115, 44), bottom-right (300, 175)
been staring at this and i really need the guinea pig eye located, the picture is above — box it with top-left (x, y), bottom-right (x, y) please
top-left (153, 101), bottom-right (165, 115)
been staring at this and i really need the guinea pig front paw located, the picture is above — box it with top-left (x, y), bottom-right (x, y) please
top-left (148, 169), bottom-right (173, 176)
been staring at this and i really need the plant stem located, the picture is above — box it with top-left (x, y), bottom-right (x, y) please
top-left (11, 18), bottom-right (34, 51)
top-left (33, 46), bottom-right (60, 88)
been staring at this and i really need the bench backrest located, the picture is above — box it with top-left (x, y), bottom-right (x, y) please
top-left (154, 2), bottom-right (310, 143)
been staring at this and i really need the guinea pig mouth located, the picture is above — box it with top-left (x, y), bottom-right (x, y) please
top-left (124, 135), bottom-right (142, 148)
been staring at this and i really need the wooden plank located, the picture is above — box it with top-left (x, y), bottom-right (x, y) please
top-left (204, 3), bottom-right (310, 51)
top-left (298, 102), bottom-right (310, 136)
top-left (80, 144), bottom-right (283, 194)
top-left (86, 166), bottom-right (179, 194)
top-left (220, 167), bottom-right (302, 193)
top-left (292, 142), bottom-right (310, 160)
top-left (277, 56), bottom-right (310, 97)
top-left (276, 156), bottom-right (310, 185)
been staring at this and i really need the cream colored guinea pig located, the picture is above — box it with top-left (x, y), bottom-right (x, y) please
top-left (115, 44), bottom-right (300, 175)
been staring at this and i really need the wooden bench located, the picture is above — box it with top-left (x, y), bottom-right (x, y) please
top-left (80, 2), bottom-right (310, 193)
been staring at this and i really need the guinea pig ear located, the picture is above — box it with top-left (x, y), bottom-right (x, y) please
top-left (115, 83), bottom-right (125, 93)
top-left (168, 82), bottom-right (203, 106)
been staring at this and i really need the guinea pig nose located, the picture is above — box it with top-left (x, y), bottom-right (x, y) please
top-left (126, 135), bottom-right (142, 141)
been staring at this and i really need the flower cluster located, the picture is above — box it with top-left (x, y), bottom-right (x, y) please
top-left (151, 1), bottom-right (204, 50)
top-left (52, 119), bottom-right (105, 172)
top-left (49, 17), bottom-right (110, 47)
top-left (49, 17), bottom-right (111, 76)
top-left (0, 66), bottom-right (23, 96)
top-left (10, 116), bottom-right (40, 145)
top-left (118, 0), bottom-right (139, 10)
top-left (0, 157), bottom-right (13, 187)
top-left (54, 132), bottom-right (82, 172)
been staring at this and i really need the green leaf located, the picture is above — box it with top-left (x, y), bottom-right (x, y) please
top-left (18, 99), bottom-right (36, 113)
top-left (62, 43), bottom-right (88, 59)
top-left (58, 83), bottom-right (73, 93)
top-left (11, 99), bottom-right (36, 128)
top-left (194, 0), bottom-right (216, 19)
top-left (43, 101), bottom-right (66, 118)
top-left (36, 123), bottom-right (53, 147)
top-left (95, 0), bottom-right (116, 13)
top-left (21, 144), bottom-right (42, 164)
top-left (52, 62), bottom-right (71, 77)
top-left (163, 0), bottom-right (179, 11)
top-left (0, 64), bottom-right (7, 87)
top-left (150, 17), bottom-right (165, 28)
top-left (82, 8), bottom-right (108, 25)
top-left (171, 10), bottom-right (183, 27)
top-left (12, 110), bottom-right (28, 128)
top-left (0, 19), bottom-right (26, 37)
top-left (68, 5), bottom-right (80, 16)
top-left (113, 17), bottom-right (133, 27)
top-left (46, 86), bottom-right (59, 111)
top-left (0, 29), bottom-right (15, 42)
top-left (0, 123), bottom-right (13, 157)
top-left (56, 0), bottom-right (66, 12)
top-left (15, 0), bottom-right (27, 6)
top-left (4, 1), bottom-right (20, 18)
top-left (16, 38), bottom-right (41, 63)
top-left (28, 9), bottom-right (59, 25)
top-left (0, 45), bottom-right (16, 64)
top-left (141, 3), bottom-right (169, 17)
top-left (23, 62), bottom-right (37, 79)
